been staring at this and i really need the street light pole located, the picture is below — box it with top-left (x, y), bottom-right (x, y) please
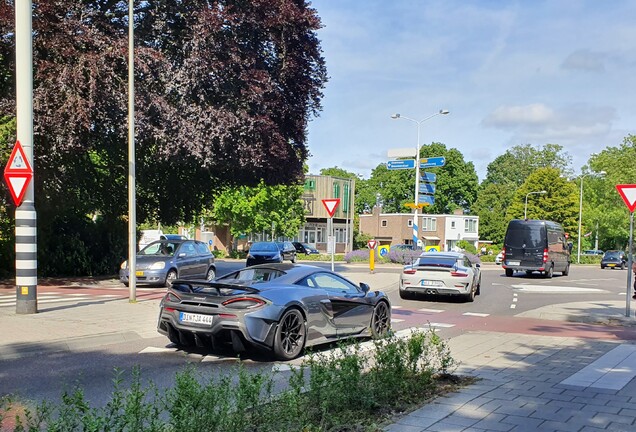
top-left (524, 190), bottom-right (547, 220)
top-left (391, 110), bottom-right (449, 250)
top-left (576, 171), bottom-right (606, 264)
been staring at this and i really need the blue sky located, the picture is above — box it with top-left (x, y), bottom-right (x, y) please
top-left (306, 0), bottom-right (636, 180)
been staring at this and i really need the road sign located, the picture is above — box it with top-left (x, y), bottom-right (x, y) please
top-left (378, 245), bottom-right (390, 256)
top-left (418, 194), bottom-right (435, 206)
top-left (387, 159), bottom-right (415, 170)
top-left (419, 183), bottom-right (436, 194)
top-left (3, 140), bottom-right (33, 206)
top-left (419, 156), bottom-right (446, 168)
top-left (387, 148), bottom-right (416, 158)
top-left (616, 184), bottom-right (636, 212)
top-left (421, 172), bottom-right (437, 182)
top-left (425, 246), bottom-right (439, 252)
top-left (405, 203), bottom-right (425, 209)
top-left (367, 239), bottom-right (377, 249)
top-left (322, 198), bottom-right (340, 217)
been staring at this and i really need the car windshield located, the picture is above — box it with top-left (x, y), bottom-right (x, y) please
top-left (251, 242), bottom-right (278, 252)
top-left (302, 243), bottom-right (313, 249)
top-left (139, 241), bottom-right (177, 257)
top-left (604, 251), bottom-right (622, 258)
top-left (416, 257), bottom-right (458, 268)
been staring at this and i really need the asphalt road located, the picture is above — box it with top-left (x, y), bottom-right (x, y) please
top-left (0, 262), bottom-right (630, 408)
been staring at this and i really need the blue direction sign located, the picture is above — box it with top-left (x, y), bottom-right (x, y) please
top-left (418, 194), bottom-right (435, 206)
top-left (387, 159), bottom-right (415, 170)
top-left (421, 172), bottom-right (437, 182)
top-left (419, 183), bottom-right (436, 194)
top-left (419, 156), bottom-right (446, 169)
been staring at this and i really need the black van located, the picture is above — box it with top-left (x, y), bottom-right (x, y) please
top-left (501, 219), bottom-right (570, 278)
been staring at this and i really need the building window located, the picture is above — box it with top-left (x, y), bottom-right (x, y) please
top-left (343, 182), bottom-right (350, 212)
top-left (304, 179), bottom-right (315, 191)
top-left (422, 217), bottom-right (436, 231)
top-left (465, 218), bottom-right (477, 233)
top-left (407, 219), bottom-right (413, 227)
top-left (333, 182), bottom-right (340, 199)
top-left (381, 220), bottom-right (387, 227)
top-left (451, 221), bottom-right (456, 229)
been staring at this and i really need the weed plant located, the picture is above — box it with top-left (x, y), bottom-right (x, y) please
top-left (1, 328), bottom-right (465, 432)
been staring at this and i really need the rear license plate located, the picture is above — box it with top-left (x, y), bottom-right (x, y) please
top-left (608, 264), bottom-right (616, 267)
top-left (507, 261), bottom-right (520, 266)
top-left (420, 280), bottom-right (443, 287)
top-left (179, 312), bottom-right (213, 325)
top-left (135, 271), bottom-right (144, 276)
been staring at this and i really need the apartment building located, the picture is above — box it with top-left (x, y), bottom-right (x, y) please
top-left (359, 207), bottom-right (479, 252)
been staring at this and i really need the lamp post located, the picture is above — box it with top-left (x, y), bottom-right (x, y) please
top-left (391, 110), bottom-right (449, 249)
top-left (524, 190), bottom-right (547, 220)
top-left (577, 171), bottom-right (606, 264)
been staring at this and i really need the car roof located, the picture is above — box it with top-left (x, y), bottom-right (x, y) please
top-left (418, 251), bottom-right (465, 259)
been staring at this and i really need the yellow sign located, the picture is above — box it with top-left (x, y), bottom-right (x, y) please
top-left (405, 203), bottom-right (425, 209)
top-left (21, 286), bottom-right (28, 295)
top-left (425, 246), bottom-right (439, 252)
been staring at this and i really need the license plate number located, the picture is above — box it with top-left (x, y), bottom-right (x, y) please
top-left (420, 280), bottom-right (442, 287)
top-left (179, 312), bottom-right (213, 325)
top-left (608, 264), bottom-right (616, 267)
top-left (507, 261), bottom-right (520, 266)
top-left (136, 271), bottom-right (144, 276)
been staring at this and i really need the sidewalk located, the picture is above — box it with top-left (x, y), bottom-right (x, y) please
top-left (2, 272), bottom-right (636, 431)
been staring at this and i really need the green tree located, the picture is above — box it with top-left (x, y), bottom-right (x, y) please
top-left (212, 182), bottom-right (305, 243)
top-left (505, 168), bottom-right (578, 238)
top-left (471, 183), bottom-right (515, 245)
top-left (587, 135), bottom-right (636, 250)
top-left (319, 167), bottom-right (359, 180)
top-left (483, 143), bottom-right (573, 187)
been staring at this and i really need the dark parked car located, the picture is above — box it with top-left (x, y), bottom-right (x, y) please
top-left (601, 250), bottom-right (627, 269)
top-left (161, 234), bottom-right (188, 241)
top-left (293, 241), bottom-right (320, 255)
top-left (120, 239), bottom-right (216, 287)
top-left (157, 264), bottom-right (391, 359)
top-left (276, 241), bottom-right (297, 263)
top-left (246, 241), bottom-right (296, 266)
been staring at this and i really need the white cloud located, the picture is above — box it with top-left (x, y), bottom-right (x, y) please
top-left (562, 50), bottom-right (606, 72)
top-left (482, 104), bottom-right (555, 129)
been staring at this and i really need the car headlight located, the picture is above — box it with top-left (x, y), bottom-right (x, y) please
top-left (149, 261), bottom-right (166, 270)
top-left (120, 261), bottom-right (127, 270)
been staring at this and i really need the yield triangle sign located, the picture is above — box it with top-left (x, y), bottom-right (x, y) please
top-left (616, 184), bottom-right (636, 212)
top-left (322, 198), bottom-right (340, 218)
top-left (5, 140), bottom-right (32, 173)
top-left (4, 173), bottom-right (31, 206)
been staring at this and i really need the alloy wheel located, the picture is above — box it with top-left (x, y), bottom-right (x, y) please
top-left (371, 301), bottom-right (390, 337)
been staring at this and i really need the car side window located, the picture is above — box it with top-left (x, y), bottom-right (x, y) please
top-left (194, 242), bottom-right (210, 256)
top-left (312, 273), bottom-right (359, 294)
top-left (297, 276), bottom-right (318, 288)
top-left (181, 242), bottom-right (197, 257)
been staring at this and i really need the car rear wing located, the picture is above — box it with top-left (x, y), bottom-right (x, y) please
top-left (170, 279), bottom-right (260, 295)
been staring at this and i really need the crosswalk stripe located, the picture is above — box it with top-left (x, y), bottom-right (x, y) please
top-left (463, 312), bottom-right (490, 317)
top-left (418, 308), bottom-right (444, 313)
top-left (391, 318), bottom-right (405, 323)
top-left (428, 322), bottom-right (455, 328)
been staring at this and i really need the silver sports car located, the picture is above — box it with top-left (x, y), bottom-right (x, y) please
top-left (157, 263), bottom-right (391, 360)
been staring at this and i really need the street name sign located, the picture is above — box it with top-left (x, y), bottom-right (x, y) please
top-left (421, 172), bottom-right (437, 182)
top-left (418, 194), bottom-right (435, 206)
top-left (322, 198), bottom-right (340, 218)
top-left (419, 156), bottom-right (446, 168)
top-left (3, 140), bottom-right (33, 206)
top-left (387, 148), bottom-right (416, 158)
top-left (616, 184), bottom-right (636, 212)
top-left (387, 159), bottom-right (415, 170)
top-left (419, 183), bottom-right (436, 194)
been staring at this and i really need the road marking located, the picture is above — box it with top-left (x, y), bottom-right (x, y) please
top-left (418, 308), bottom-right (444, 313)
top-left (139, 346), bottom-right (176, 354)
top-left (512, 297), bottom-right (518, 302)
top-left (391, 305), bottom-right (402, 309)
top-left (462, 312), bottom-right (489, 317)
top-left (428, 322), bottom-right (455, 328)
top-left (391, 318), bottom-right (405, 323)
top-left (0, 294), bottom-right (119, 307)
top-left (510, 304), bottom-right (516, 309)
top-left (511, 285), bottom-right (606, 293)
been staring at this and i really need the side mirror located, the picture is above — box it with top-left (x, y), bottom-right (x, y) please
top-left (178, 252), bottom-right (186, 258)
top-left (359, 282), bottom-right (370, 293)
top-left (475, 263), bottom-right (481, 268)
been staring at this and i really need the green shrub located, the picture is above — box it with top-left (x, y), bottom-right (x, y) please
top-left (3, 329), bottom-right (464, 432)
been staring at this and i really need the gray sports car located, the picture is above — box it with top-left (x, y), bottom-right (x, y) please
top-left (157, 263), bottom-right (391, 360)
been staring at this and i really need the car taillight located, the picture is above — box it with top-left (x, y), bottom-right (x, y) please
top-left (163, 292), bottom-right (181, 303)
top-left (222, 297), bottom-right (266, 309)
top-left (450, 271), bottom-right (468, 277)
top-left (403, 268), bottom-right (417, 275)
top-left (502, 249), bottom-right (506, 260)
top-left (543, 249), bottom-right (548, 263)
